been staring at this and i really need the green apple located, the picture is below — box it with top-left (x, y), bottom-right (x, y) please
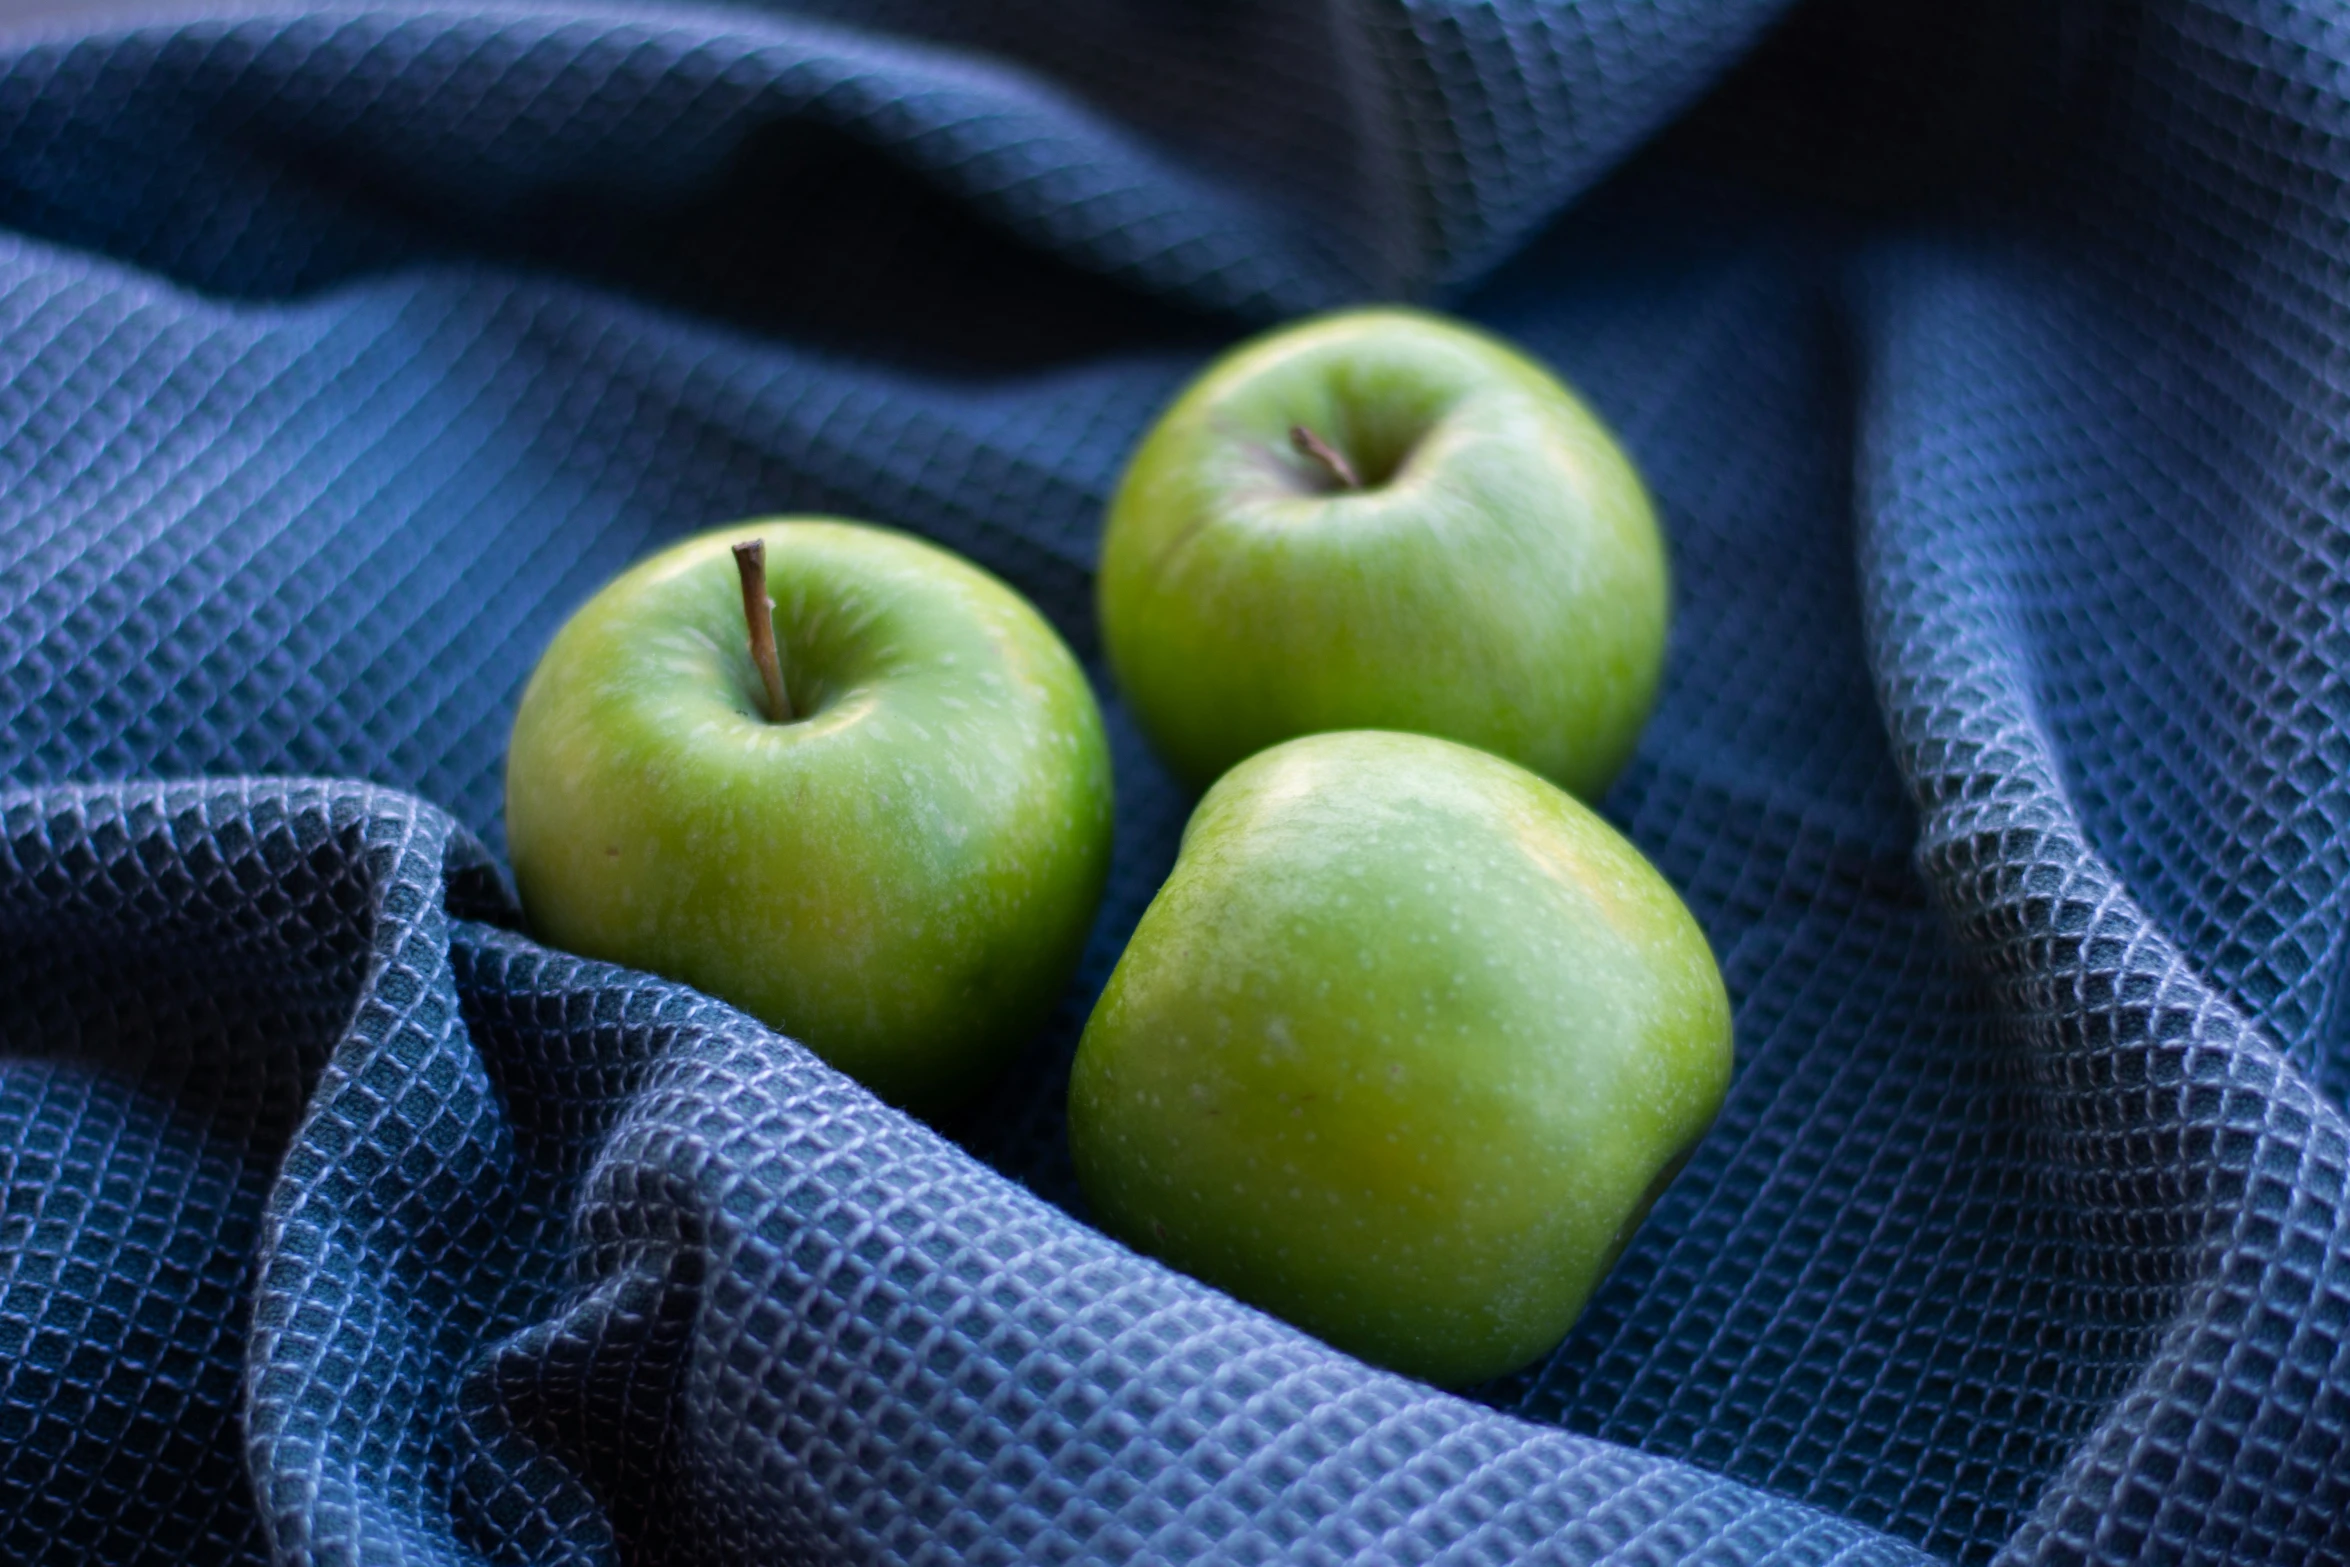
top-left (1068, 730), bottom-right (1729, 1385)
top-left (1099, 307), bottom-right (1668, 799)
top-left (504, 518), bottom-right (1114, 1112)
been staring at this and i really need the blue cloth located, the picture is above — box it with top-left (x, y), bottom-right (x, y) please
top-left (2, 1), bottom-right (2346, 1562)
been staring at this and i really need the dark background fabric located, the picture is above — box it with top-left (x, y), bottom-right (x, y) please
top-left (1, 0), bottom-right (2345, 1562)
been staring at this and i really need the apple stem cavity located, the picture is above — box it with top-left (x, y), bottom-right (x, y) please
top-left (1289, 424), bottom-right (1362, 492)
top-left (732, 539), bottom-right (795, 724)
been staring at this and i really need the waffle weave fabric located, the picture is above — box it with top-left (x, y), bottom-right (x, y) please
top-left (1, 0), bottom-right (2347, 1562)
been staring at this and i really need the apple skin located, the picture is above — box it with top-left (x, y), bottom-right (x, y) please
top-left (1099, 307), bottom-right (1668, 799)
top-left (1067, 730), bottom-right (1729, 1386)
top-left (505, 519), bottom-right (1114, 1112)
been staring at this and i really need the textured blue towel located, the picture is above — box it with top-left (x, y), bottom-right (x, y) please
top-left (2, 2), bottom-right (2346, 1562)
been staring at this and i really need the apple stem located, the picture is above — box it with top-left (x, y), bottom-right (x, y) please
top-left (1290, 424), bottom-right (1361, 491)
top-left (732, 539), bottom-right (795, 724)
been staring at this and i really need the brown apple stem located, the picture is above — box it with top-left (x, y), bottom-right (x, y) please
top-left (732, 539), bottom-right (794, 724)
top-left (1289, 424), bottom-right (1361, 491)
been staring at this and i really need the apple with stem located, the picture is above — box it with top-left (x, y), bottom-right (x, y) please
top-left (1100, 307), bottom-right (1669, 798)
top-left (505, 518), bottom-right (1114, 1113)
